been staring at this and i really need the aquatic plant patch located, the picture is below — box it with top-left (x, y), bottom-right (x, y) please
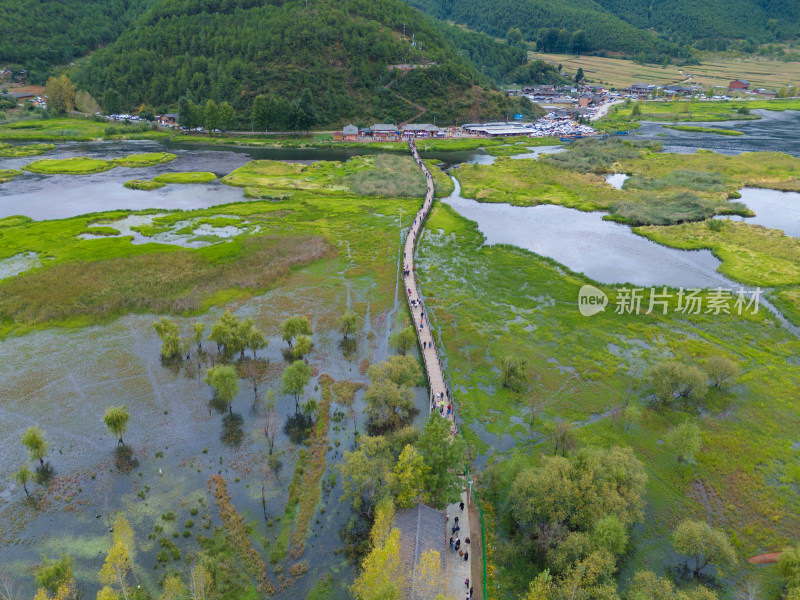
top-left (0, 169), bottom-right (21, 183)
top-left (0, 142), bottom-right (55, 157)
top-left (112, 152), bottom-right (177, 167)
top-left (124, 179), bottom-right (165, 190)
top-left (663, 125), bottom-right (744, 136)
top-left (152, 171), bottom-right (217, 184)
top-left (23, 157), bottom-right (115, 175)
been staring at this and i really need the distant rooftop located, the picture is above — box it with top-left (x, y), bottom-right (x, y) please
top-left (371, 123), bottom-right (398, 131)
top-left (393, 504), bottom-right (446, 600)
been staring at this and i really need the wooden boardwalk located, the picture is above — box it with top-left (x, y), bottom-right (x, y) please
top-left (406, 140), bottom-right (473, 598)
top-left (404, 140), bottom-right (455, 431)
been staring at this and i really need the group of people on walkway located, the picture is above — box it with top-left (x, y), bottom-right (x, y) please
top-left (446, 511), bottom-right (470, 563)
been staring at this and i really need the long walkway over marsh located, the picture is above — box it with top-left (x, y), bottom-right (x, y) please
top-left (404, 140), bottom-right (453, 430)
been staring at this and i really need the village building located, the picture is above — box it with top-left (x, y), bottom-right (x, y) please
top-left (401, 123), bottom-right (441, 138)
top-left (729, 79), bottom-right (750, 90)
top-left (342, 123), bottom-right (359, 141)
top-left (370, 123), bottom-right (400, 140)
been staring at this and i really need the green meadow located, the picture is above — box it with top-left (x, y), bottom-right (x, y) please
top-left (596, 98), bottom-right (800, 131)
top-left (0, 117), bottom-right (169, 141)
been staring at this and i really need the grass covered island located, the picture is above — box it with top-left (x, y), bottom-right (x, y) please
top-left (23, 157), bottom-right (116, 175)
top-left (152, 171), bottom-right (217, 184)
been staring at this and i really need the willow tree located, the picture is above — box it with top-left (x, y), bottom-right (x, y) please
top-left (21, 426), bottom-right (48, 467)
top-left (104, 406), bottom-right (131, 446)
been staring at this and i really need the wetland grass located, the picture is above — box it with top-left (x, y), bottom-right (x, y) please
top-left (415, 200), bottom-right (800, 594)
top-left (0, 169), bottom-right (21, 183)
top-left (635, 220), bottom-right (800, 286)
top-left (152, 171), bottom-right (217, 184)
top-left (23, 157), bottom-right (115, 175)
top-left (0, 142), bottom-right (54, 157)
top-left (123, 179), bottom-right (165, 190)
top-left (112, 152), bottom-right (177, 167)
top-left (663, 125), bottom-right (744, 136)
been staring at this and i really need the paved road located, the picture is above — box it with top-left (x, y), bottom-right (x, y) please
top-left (404, 140), bottom-right (454, 432)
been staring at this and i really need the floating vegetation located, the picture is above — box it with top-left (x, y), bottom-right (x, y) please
top-left (124, 179), bottom-right (165, 190)
top-left (0, 142), bottom-right (54, 157)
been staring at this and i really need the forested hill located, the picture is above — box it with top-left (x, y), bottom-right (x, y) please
top-left (403, 0), bottom-right (800, 59)
top-left (402, 0), bottom-right (680, 59)
top-left (593, 0), bottom-right (800, 42)
top-left (0, 0), bottom-right (152, 77)
top-left (75, 0), bottom-right (539, 127)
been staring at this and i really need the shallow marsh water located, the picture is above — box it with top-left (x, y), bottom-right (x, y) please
top-left (442, 175), bottom-right (734, 289)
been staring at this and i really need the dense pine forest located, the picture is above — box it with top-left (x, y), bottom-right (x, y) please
top-left (74, 0), bottom-right (539, 126)
top-left (0, 0), bottom-right (151, 75)
top-left (403, 0), bottom-right (800, 60)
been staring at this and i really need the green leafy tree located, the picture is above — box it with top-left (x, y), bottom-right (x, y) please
top-left (204, 99), bottom-right (219, 131)
top-left (575, 67), bottom-right (585, 83)
top-left (507, 27), bottom-right (524, 47)
top-left (704, 356), bottom-right (739, 390)
top-left (103, 88), bottom-right (122, 114)
top-left (282, 360), bottom-right (311, 412)
top-left (523, 570), bottom-right (555, 600)
top-left (104, 405), bottom-right (130, 446)
top-left (252, 95), bottom-right (268, 131)
top-left (571, 31), bottom-right (587, 55)
top-left (665, 421), bottom-right (701, 463)
top-left (390, 326), bottom-right (416, 356)
top-left (192, 322), bottom-right (205, 352)
top-left (341, 311), bottom-right (359, 340)
top-left (205, 365), bottom-right (240, 414)
top-left (389, 444), bottom-right (428, 509)
top-left (624, 570), bottom-right (719, 600)
top-left (281, 316), bottom-right (312, 346)
top-left (34, 555), bottom-right (74, 596)
top-left (779, 545), bottom-right (800, 589)
top-left (16, 464), bottom-right (33, 499)
top-left (673, 519), bottom-right (737, 577)
top-left (246, 325), bottom-right (267, 360)
top-left (631, 102), bottom-right (642, 116)
top-left (417, 415), bottom-right (467, 509)
top-left (45, 75), bottom-right (76, 114)
top-left (21, 426), bottom-right (48, 467)
top-left (217, 101), bottom-right (235, 131)
top-left (340, 436), bottom-right (394, 511)
top-left (292, 334), bottom-right (313, 360)
top-left (648, 361), bottom-right (707, 406)
top-left (295, 88), bottom-right (318, 133)
top-left (364, 355), bottom-right (420, 434)
top-left (509, 446), bottom-right (647, 535)
top-left (500, 355), bottom-right (527, 391)
top-left (593, 515), bottom-right (628, 555)
top-left (351, 499), bottom-right (404, 600)
top-left (153, 317), bottom-right (182, 360)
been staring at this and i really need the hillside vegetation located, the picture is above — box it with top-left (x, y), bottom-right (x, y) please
top-left (75, 0), bottom-right (536, 126)
top-left (0, 0), bottom-right (152, 78)
top-left (403, 0), bottom-right (800, 59)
